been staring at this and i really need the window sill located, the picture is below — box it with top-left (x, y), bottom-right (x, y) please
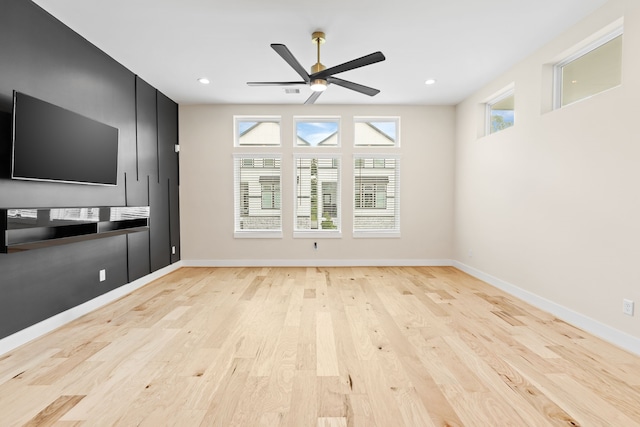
top-left (293, 231), bottom-right (342, 239)
top-left (353, 231), bottom-right (400, 238)
top-left (234, 231), bottom-right (283, 239)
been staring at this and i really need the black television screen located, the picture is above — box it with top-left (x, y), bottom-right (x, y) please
top-left (11, 91), bottom-right (119, 186)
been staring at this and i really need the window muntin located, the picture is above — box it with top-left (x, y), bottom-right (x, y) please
top-left (234, 116), bottom-right (281, 146)
top-left (486, 90), bottom-right (515, 134)
top-left (353, 156), bottom-right (400, 236)
top-left (354, 117), bottom-right (399, 147)
top-left (295, 117), bottom-right (340, 147)
top-left (555, 29), bottom-right (623, 108)
top-left (294, 155), bottom-right (340, 234)
top-left (234, 155), bottom-right (282, 236)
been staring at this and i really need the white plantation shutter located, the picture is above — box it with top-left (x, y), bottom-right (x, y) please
top-left (233, 154), bottom-right (282, 238)
top-left (353, 155), bottom-right (400, 237)
top-left (294, 154), bottom-right (341, 237)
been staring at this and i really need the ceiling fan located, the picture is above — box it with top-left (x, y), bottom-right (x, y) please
top-left (247, 32), bottom-right (386, 104)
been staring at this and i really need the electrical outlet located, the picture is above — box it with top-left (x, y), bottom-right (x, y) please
top-left (99, 269), bottom-right (106, 282)
top-left (623, 299), bottom-right (634, 316)
top-left (468, 249), bottom-right (473, 258)
top-left (171, 246), bottom-right (176, 255)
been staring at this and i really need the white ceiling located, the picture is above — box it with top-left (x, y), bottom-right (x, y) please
top-left (32, 0), bottom-right (609, 106)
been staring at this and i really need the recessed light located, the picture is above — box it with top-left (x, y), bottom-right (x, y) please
top-left (198, 77), bottom-right (210, 85)
top-left (425, 79), bottom-right (437, 85)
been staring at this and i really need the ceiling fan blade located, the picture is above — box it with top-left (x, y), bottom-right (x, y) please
top-left (271, 44), bottom-right (311, 82)
top-left (311, 51), bottom-right (385, 80)
top-left (326, 77), bottom-right (380, 96)
top-left (247, 81), bottom-right (307, 86)
top-left (304, 91), bottom-right (323, 105)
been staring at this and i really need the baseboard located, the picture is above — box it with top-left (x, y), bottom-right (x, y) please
top-left (453, 260), bottom-right (640, 356)
top-left (0, 261), bottom-right (184, 357)
top-left (181, 259), bottom-right (455, 267)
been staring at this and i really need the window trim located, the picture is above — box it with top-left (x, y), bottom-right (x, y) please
top-left (553, 25), bottom-right (623, 109)
top-left (292, 153), bottom-right (342, 238)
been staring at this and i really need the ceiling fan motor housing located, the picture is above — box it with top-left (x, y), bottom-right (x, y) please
top-left (311, 62), bottom-right (326, 74)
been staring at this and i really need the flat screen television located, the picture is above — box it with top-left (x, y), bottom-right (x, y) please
top-left (11, 91), bottom-right (119, 186)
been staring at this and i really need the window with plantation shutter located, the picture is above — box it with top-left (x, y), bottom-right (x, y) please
top-left (353, 155), bottom-right (400, 237)
top-left (233, 155), bottom-right (282, 238)
top-left (294, 155), bottom-right (341, 236)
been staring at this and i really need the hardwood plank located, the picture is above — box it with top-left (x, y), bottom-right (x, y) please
top-left (0, 267), bottom-right (639, 426)
top-left (23, 395), bottom-right (85, 427)
top-left (316, 312), bottom-right (340, 377)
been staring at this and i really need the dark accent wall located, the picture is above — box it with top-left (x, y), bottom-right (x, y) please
top-left (0, 0), bottom-right (180, 339)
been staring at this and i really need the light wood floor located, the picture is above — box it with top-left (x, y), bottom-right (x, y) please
top-left (1, 267), bottom-right (639, 426)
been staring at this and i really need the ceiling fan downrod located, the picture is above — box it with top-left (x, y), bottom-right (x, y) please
top-left (310, 31), bottom-right (327, 90)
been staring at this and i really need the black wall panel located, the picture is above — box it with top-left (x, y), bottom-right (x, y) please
top-left (0, 236), bottom-right (128, 338)
top-left (127, 231), bottom-right (151, 283)
top-left (169, 178), bottom-right (181, 263)
top-left (150, 179), bottom-right (171, 271)
top-left (157, 93), bottom-right (180, 263)
top-left (0, 1), bottom-right (180, 340)
top-left (158, 92), bottom-right (179, 182)
top-left (0, 112), bottom-right (10, 180)
top-left (136, 77), bottom-right (159, 181)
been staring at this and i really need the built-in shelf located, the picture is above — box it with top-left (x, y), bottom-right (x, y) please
top-left (1, 207), bottom-right (149, 253)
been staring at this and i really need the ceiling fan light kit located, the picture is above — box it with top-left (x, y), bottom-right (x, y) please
top-left (310, 79), bottom-right (327, 92)
top-left (247, 31), bottom-right (385, 104)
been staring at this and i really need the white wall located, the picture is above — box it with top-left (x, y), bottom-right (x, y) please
top-left (179, 104), bottom-right (455, 265)
top-left (454, 0), bottom-right (640, 345)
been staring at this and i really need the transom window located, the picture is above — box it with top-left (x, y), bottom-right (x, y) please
top-left (554, 26), bottom-right (623, 108)
top-left (234, 116), bottom-right (281, 146)
top-left (486, 89), bottom-right (515, 135)
top-left (354, 117), bottom-right (399, 147)
top-left (295, 117), bottom-right (340, 147)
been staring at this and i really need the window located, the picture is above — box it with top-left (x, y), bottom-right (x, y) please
top-left (234, 116), bottom-right (281, 146)
top-left (486, 89), bottom-right (514, 134)
top-left (355, 178), bottom-right (387, 209)
top-left (554, 27), bottom-right (623, 108)
top-left (353, 156), bottom-right (400, 237)
top-left (261, 179), bottom-right (280, 209)
top-left (234, 155), bottom-right (282, 237)
top-left (295, 117), bottom-right (340, 146)
top-left (354, 117), bottom-right (399, 146)
top-left (294, 155), bottom-right (340, 235)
